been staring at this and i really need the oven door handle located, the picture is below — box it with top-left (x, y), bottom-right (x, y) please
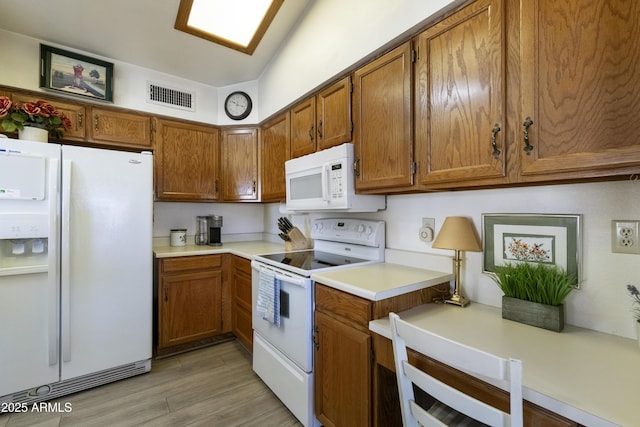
top-left (274, 272), bottom-right (310, 288)
top-left (252, 261), bottom-right (311, 289)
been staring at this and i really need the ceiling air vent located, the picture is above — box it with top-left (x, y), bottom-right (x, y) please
top-left (146, 82), bottom-right (195, 111)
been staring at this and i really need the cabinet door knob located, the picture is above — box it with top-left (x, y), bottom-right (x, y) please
top-left (523, 116), bottom-right (534, 155)
top-left (491, 123), bottom-right (501, 159)
top-left (318, 120), bottom-right (323, 139)
top-left (308, 125), bottom-right (314, 141)
top-left (94, 115), bottom-right (99, 131)
top-left (77, 111), bottom-right (83, 128)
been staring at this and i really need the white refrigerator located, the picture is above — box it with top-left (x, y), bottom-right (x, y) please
top-left (0, 138), bottom-right (153, 403)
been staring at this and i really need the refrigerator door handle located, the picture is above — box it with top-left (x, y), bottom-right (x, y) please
top-left (48, 158), bottom-right (60, 366)
top-left (61, 159), bottom-right (72, 363)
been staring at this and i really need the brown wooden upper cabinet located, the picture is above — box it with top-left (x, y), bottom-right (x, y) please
top-left (414, 0), bottom-right (507, 187)
top-left (221, 128), bottom-right (259, 201)
top-left (154, 118), bottom-right (220, 202)
top-left (290, 76), bottom-right (352, 158)
top-left (11, 93), bottom-right (87, 142)
top-left (353, 42), bottom-right (414, 192)
top-left (259, 112), bottom-right (290, 202)
top-left (290, 97), bottom-right (316, 158)
top-left (516, 0), bottom-right (640, 182)
top-left (90, 107), bottom-right (152, 149)
top-left (316, 77), bottom-right (352, 151)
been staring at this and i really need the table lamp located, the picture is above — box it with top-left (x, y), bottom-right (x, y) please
top-left (432, 216), bottom-right (482, 307)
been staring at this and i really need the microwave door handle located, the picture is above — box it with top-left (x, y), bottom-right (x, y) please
top-left (321, 164), bottom-right (331, 203)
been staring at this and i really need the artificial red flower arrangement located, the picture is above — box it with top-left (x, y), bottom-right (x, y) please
top-left (0, 95), bottom-right (71, 139)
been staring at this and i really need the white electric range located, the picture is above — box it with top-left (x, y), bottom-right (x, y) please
top-left (251, 218), bottom-right (385, 427)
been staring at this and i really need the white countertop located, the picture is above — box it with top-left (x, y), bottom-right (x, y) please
top-left (155, 241), bottom-right (453, 301)
top-left (370, 303), bottom-right (639, 427)
top-left (311, 263), bottom-right (453, 301)
top-left (153, 241), bottom-right (285, 259)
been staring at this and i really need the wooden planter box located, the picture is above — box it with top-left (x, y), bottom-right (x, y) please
top-left (502, 296), bottom-right (564, 332)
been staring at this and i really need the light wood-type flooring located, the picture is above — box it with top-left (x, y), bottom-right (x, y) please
top-left (0, 341), bottom-right (302, 427)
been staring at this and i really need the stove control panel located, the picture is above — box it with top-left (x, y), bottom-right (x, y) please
top-left (311, 218), bottom-right (385, 248)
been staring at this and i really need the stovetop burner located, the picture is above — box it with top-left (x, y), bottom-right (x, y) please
top-left (255, 218), bottom-right (385, 277)
top-left (258, 250), bottom-right (368, 273)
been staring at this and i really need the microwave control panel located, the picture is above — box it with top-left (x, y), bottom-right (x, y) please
top-left (330, 163), bottom-right (344, 198)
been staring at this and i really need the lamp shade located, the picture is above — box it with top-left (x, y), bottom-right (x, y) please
top-left (432, 216), bottom-right (482, 252)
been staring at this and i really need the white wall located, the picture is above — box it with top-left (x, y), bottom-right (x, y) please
top-left (258, 0), bottom-right (463, 119)
top-left (265, 179), bottom-right (640, 339)
top-left (153, 202), bottom-right (264, 240)
top-left (217, 80), bottom-right (260, 125)
top-left (0, 29), bottom-right (220, 125)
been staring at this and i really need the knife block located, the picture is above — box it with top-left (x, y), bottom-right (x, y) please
top-left (284, 227), bottom-right (311, 251)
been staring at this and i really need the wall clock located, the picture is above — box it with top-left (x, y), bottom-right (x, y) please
top-left (224, 91), bottom-right (252, 120)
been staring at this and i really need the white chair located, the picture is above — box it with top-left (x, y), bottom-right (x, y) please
top-left (389, 312), bottom-right (523, 427)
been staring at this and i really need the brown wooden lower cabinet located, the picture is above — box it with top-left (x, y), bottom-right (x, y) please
top-left (314, 282), bottom-right (449, 427)
top-left (371, 333), bottom-right (582, 427)
top-left (157, 254), bottom-right (231, 356)
top-left (155, 254), bottom-right (253, 357)
top-left (230, 255), bottom-right (253, 351)
top-left (314, 309), bottom-right (371, 427)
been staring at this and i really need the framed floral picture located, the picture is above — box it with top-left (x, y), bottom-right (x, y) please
top-left (39, 44), bottom-right (114, 102)
top-left (482, 214), bottom-right (582, 285)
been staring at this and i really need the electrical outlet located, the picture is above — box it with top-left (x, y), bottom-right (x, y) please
top-left (419, 218), bottom-right (435, 242)
top-left (612, 220), bottom-right (640, 254)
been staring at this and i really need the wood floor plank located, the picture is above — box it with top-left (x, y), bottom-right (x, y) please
top-left (0, 341), bottom-right (302, 427)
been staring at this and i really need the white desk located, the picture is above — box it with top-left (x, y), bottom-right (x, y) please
top-left (370, 303), bottom-right (639, 427)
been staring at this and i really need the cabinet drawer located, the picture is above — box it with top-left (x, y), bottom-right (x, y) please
top-left (161, 255), bottom-right (222, 273)
top-left (315, 283), bottom-right (371, 326)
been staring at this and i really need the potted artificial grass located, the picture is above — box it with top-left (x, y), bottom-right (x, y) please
top-left (489, 262), bottom-right (576, 332)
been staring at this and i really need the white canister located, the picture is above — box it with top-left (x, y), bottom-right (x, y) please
top-left (170, 229), bottom-right (187, 247)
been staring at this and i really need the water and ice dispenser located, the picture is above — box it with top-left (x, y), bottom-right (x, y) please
top-left (0, 213), bottom-right (49, 274)
top-left (0, 150), bottom-right (51, 274)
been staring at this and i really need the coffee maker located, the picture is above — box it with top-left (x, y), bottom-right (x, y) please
top-left (208, 215), bottom-right (223, 246)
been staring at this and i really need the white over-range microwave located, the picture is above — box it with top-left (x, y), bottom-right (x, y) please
top-left (285, 143), bottom-right (385, 212)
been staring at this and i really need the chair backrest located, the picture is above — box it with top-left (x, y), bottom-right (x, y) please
top-left (389, 312), bottom-right (523, 427)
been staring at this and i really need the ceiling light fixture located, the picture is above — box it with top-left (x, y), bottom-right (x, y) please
top-left (175, 0), bottom-right (284, 55)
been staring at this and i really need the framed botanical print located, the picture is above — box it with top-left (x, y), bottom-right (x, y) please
top-left (482, 213), bottom-right (582, 285)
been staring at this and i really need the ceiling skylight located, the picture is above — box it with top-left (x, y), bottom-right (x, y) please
top-left (175, 0), bottom-right (284, 55)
